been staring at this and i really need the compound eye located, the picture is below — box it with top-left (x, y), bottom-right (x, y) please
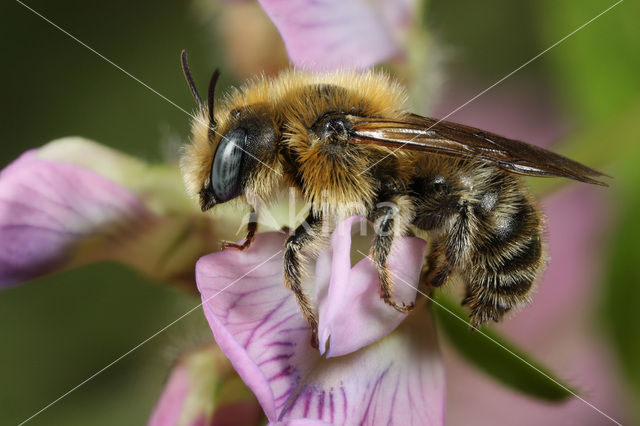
top-left (211, 128), bottom-right (246, 202)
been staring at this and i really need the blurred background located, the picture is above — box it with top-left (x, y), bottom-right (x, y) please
top-left (1, 0), bottom-right (638, 424)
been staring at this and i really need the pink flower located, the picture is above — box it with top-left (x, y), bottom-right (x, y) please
top-left (0, 140), bottom-right (150, 287)
top-left (196, 218), bottom-right (446, 424)
top-left (2, 2), bottom-right (614, 424)
top-left (0, 137), bottom-right (223, 288)
top-left (149, 344), bottom-right (265, 426)
top-left (256, 0), bottom-right (418, 71)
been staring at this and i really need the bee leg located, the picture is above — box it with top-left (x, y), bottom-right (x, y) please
top-left (421, 239), bottom-right (453, 289)
top-left (221, 209), bottom-right (258, 251)
top-left (284, 213), bottom-right (322, 348)
top-left (370, 203), bottom-right (415, 314)
top-left (280, 225), bottom-right (291, 234)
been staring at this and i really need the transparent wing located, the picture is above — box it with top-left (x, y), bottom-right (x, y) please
top-left (350, 113), bottom-right (608, 186)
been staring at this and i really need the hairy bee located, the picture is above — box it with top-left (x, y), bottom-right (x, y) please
top-left (179, 51), bottom-right (607, 346)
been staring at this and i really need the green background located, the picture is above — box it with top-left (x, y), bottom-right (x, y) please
top-left (1, 0), bottom-right (638, 424)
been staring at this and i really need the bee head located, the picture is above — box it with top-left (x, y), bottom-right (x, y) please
top-left (199, 106), bottom-right (279, 211)
top-left (180, 51), bottom-right (279, 211)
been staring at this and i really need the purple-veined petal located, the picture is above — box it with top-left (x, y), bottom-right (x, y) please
top-left (316, 216), bottom-right (426, 357)
top-left (257, 0), bottom-right (401, 71)
top-left (196, 231), bottom-right (445, 425)
top-left (0, 149), bottom-right (149, 287)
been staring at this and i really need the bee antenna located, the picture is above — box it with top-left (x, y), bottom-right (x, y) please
top-left (207, 68), bottom-right (221, 127)
top-left (180, 50), bottom-right (205, 112)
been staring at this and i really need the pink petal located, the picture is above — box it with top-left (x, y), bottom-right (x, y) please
top-left (149, 345), bottom-right (264, 426)
top-left (257, 0), bottom-right (401, 71)
top-left (317, 216), bottom-right (426, 357)
top-left (149, 362), bottom-right (191, 426)
top-left (196, 232), bottom-right (445, 425)
top-left (0, 150), bottom-right (149, 287)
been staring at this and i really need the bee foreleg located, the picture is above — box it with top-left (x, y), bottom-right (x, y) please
top-left (370, 201), bottom-right (415, 314)
top-left (284, 212), bottom-right (322, 348)
top-left (221, 209), bottom-right (258, 251)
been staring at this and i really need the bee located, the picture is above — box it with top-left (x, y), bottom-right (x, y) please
top-left (179, 51), bottom-right (607, 346)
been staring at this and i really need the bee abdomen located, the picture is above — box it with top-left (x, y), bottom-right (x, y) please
top-left (465, 195), bottom-right (546, 326)
top-left (473, 235), bottom-right (543, 290)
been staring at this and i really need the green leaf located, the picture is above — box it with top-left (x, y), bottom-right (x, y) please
top-left (432, 293), bottom-right (576, 402)
top-left (600, 154), bottom-right (640, 421)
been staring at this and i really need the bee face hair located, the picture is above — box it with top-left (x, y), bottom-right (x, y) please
top-left (181, 66), bottom-right (408, 214)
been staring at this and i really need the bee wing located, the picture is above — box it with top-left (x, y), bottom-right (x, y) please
top-left (350, 113), bottom-right (609, 186)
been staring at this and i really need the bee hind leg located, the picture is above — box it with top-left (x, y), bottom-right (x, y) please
top-left (421, 241), bottom-right (453, 289)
